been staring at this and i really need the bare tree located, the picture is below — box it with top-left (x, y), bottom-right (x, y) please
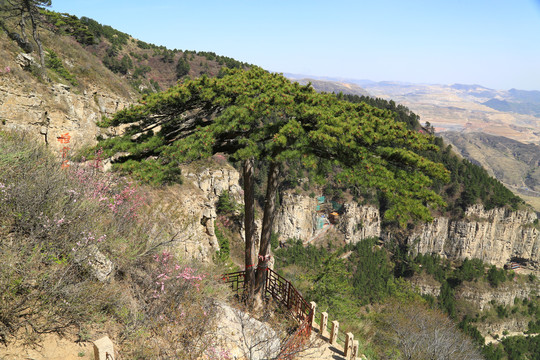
top-left (375, 301), bottom-right (483, 360)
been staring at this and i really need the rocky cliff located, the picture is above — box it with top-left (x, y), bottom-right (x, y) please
top-left (273, 192), bottom-right (381, 244)
top-left (147, 162), bottom-right (243, 262)
top-left (410, 274), bottom-right (540, 338)
top-left (410, 274), bottom-right (540, 311)
top-left (457, 281), bottom-right (540, 311)
top-left (338, 202), bottom-right (381, 243)
top-left (273, 193), bottom-right (318, 243)
top-left (408, 204), bottom-right (540, 271)
top-left (0, 63), bottom-right (133, 154)
top-left (273, 193), bottom-right (540, 272)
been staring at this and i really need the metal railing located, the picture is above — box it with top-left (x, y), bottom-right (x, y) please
top-left (222, 268), bottom-right (313, 359)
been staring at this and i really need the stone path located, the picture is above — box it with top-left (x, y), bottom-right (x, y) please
top-left (295, 323), bottom-right (347, 360)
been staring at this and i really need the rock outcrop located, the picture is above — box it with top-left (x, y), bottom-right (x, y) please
top-left (273, 193), bottom-right (318, 242)
top-left (273, 193), bottom-right (381, 244)
top-left (148, 163), bottom-right (243, 262)
top-left (338, 202), bottom-right (381, 243)
top-left (457, 280), bottom-right (540, 311)
top-left (412, 274), bottom-right (540, 312)
top-left (0, 68), bottom-right (132, 154)
top-left (214, 302), bottom-right (280, 360)
top-left (408, 205), bottom-right (540, 271)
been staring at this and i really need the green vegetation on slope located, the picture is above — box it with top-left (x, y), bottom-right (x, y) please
top-left (276, 236), bottom-right (540, 359)
top-left (275, 238), bottom-right (485, 359)
top-left (40, 10), bottom-right (250, 92)
top-left (341, 94), bottom-right (523, 215)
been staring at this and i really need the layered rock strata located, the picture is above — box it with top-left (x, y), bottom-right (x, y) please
top-left (0, 70), bottom-right (132, 154)
top-left (273, 193), bottom-right (381, 244)
top-left (408, 205), bottom-right (540, 270)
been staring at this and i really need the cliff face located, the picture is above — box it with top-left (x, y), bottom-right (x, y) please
top-left (338, 202), bottom-right (381, 243)
top-left (148, 163), bottom-right (242, 262)
top-left (273, 192), bottom-right (380, 244)
top-left (0, 71), bottom-right (132, 153)
top-left (410, 274), bottom-right (539, 338)
top-left (408, 205), bottom-right (540, 271)
top-left (410, 276), bottom-right (540, 311)
top-left (457, 281), bottom-right (540, 311)
top-left (273, 193), bottom-right (318, 242)
top-left (273, 194), bottom-right (540, 272)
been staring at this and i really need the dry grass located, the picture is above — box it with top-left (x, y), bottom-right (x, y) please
top-left (0, 130), bottom-right (233, 358)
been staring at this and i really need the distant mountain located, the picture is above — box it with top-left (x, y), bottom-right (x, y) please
top-left (291, 78), bottom-right (370, 97)
top-left (482, 89), bottom-right (540, 117)
top-left (352, 81), bottom-right (540, 145)
top-left (450, 83), bottom-right (489, 91)
top-left (283, 73), bottom-right (376, 87)
top-left (508, 88), bottom-right (540, 103)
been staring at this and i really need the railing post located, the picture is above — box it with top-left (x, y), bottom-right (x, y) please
top-left (352, 340), bottom-right (359, 359)
top-left (330, 320), bottom-right (339, 346)
top-left (310, 302), bottom-right (317, 328)
top-left (93, 336), bottom-right (115, 360)
top-left (321, 312), bottom-right (328, 337)
top-left (344, 332), bottom-right (354, 359)
top-left (264, 268), bottom-right (270, 296)
top-left (286, 281), bottom-right (291, 309)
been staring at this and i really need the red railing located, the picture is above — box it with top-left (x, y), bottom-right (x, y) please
top-left (223, 268), bottom-right (313, 359)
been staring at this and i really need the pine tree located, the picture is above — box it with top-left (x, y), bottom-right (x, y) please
top-left (1, 0), bottom-right (50, 68)
top-left (97, 67), bottom-right (449, 305)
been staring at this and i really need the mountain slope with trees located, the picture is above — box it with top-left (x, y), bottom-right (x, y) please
top-left (441, 131), bottom-right (540, 211)
top-left (0, 3), bottom-right (537, 359)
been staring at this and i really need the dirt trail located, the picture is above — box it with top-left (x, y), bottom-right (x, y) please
top-left (0, 334), bottom-right (93, 360)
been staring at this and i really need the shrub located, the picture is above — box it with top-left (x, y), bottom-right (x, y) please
top-left (487, 265), bottom-right (506, 287)
top-left (216, 190), bottom-right (237, 214)
top-left (0, 131), bottom-right (230, 357)
top-left (176, 56), bottom-right (190, 78)
top-left (215, 223), bottom-right (230, 262)
top-left (46, 49), bottom-right (78, 85)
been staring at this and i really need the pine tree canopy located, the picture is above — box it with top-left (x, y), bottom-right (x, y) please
top-left (98, 67), bottom-right (450, 225)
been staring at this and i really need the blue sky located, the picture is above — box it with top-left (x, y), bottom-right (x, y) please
top-left (50, 0), bottom-right (540, 90)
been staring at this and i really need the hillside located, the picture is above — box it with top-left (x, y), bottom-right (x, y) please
top-left (0, 6), bottom-right (539, 360)
top-left (441, 132), bottom-right (540, 211)
top-left (39, 10), bottom-right (250, 91)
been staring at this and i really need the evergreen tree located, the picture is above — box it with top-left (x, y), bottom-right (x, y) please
top-left (175, 56), bottom-right (190, 79)
top-left (1, 0), bottom-right (50, 68)
top-left (97, 67), bottom-right (449, 305)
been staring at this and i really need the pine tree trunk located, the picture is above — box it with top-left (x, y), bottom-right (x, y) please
top-left (253, 161), bottom-right (280, 308)
top-left (23, 0), bottom-right (45, 69)
top-left (19, 12), bottom-right (29, 44)
top-left (29, 11), bottom-right (44, 68)
top-left (243, 158), bottom-right (256, 304)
